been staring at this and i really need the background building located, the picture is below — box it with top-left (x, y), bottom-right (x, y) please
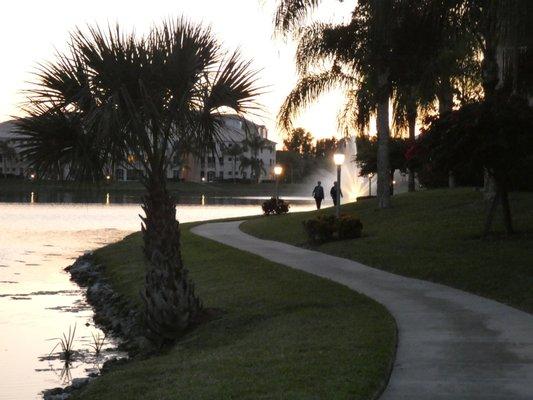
top-left (0, 120), bottom-right (27, 178)
top-left (0, 115), bottom-right (276, 182)
top-left (177, 115), bottom-right (276, 183)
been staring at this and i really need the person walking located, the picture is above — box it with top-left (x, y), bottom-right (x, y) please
top-left (312, 181), bottom-right (325, 210)
top-left (330, 181), bottom-right (343, 206)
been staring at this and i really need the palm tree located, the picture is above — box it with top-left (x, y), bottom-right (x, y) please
top-left (17, 19), bottom-right (261, 343)
top-left (224, 143), bottom-right (244, 183)
top-left (464, 0), bottom-right (530, 226)
top-left (390, 1), bottom-right (482, 191)
top-left (239, 155), bottom-right (266, 183)
top-left (241, 134), bottom-right (268, 183)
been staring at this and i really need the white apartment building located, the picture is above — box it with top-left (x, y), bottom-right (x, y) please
top-left (0, 120), bottom-right (27, 177)
top-left (0, 115), bottom-right (277, 182)
top-left (115, 115), bottom-right (276, 182)
top-left (176, 115), bottom-right (276, 182)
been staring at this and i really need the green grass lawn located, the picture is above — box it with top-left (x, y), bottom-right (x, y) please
top-left (73, 224), bottom-right (396, 400)
top-left (241, 188), bottom-right (533, 313)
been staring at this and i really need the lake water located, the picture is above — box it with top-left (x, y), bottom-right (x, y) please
top-left (0, 196), bottom-right (314, 399)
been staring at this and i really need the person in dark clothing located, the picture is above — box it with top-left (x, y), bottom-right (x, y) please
top-left (330, 181), bottom-right (343, 206)
top-left (312, 181), bottom-right (325, 209)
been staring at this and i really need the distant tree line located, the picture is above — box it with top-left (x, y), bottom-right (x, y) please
top-left (276, 127), bottom-right (338, 182)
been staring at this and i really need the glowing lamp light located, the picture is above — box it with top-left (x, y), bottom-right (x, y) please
top-left (201, 177), bottom-right (206, 182)
top-left (106, 175), bottom-right (111, 180)
top-left (393, 180), bottom-right (396, 185)
top-left (333, 153), bottom-right (345, 166)
top-left (30, 173), bottom-right (36, 180)
top-left (274, 165), bottom-right (283, 176)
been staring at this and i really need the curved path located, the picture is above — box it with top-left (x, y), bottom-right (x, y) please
top-left (192, 221), bottom-right (533, 399)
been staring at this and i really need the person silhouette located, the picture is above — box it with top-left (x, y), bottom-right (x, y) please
top-left (312, 181), bottom-right (325, 209)
top-left (330, 181), bottom-right (343, 206)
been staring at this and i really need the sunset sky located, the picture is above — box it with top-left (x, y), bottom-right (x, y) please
top-left (0, 0), bottom-right (356, 146)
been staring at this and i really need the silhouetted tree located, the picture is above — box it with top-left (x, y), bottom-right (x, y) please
top-left (17, 19), bottom-right (261, 343)
top-left (283, 127), bottom-right (314, 156)
top-left (224, 143), bottom-right (244, 183)
top-left (416, 94), bottom-right (533, 236)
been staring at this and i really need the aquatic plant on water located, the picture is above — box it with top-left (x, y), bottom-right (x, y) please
top-left (49, 324), bottom-right (77, 361)
top-left (89, 331), bottom-right (106, 355)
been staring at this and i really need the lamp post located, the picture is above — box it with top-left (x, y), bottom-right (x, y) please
top-left (333, 153), bottom-right (345, 218)
top-left (274, 165), bottom-right (283, 200)
top-left (368, 173), bottom-right (374, 197)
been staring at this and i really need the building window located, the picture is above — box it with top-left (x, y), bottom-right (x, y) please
top-left (207, 156), bottom-right (215, 168)
top-left (172, 169), bottom-right (180, 179)
top-left (228, 157), bottom-right (232, 162)
top-left (228, 171), bottom-right (232, 175)
top-left (116, 169), bottom-right (124, 180)
top-left (127, 169), bottom-right (143, 181)
top-left (219, 171), bottom-right (223, 180)
top-left (242, 172), bottom-right (247, 179)
top-left (218, 157), bottom-right (224, 165)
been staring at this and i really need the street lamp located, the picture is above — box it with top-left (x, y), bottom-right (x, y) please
top-left (368, 173), bottom-right (374, 197)
top-left (333, 153), bottom-right (345, 218)
top-left (274, 165), bottom-right (283, 199)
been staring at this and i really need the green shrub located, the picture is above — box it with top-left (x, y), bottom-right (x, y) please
top-left (262, 197), bottom-right (290, 215)
top-left (302, 214), bottom-right (336, 243)
top-left (302, 214), bottom-right (363, 244)
top-left (337, 215), bottom-right (363, 240)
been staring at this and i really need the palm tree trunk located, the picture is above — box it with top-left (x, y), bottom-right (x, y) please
top-left (140, 171), bottom-right (201, 344)
top-left (500, 181), bottom-right (514, 235)
top-left (482, 177), bottom-right (514, 237)
top-left (482, 24), bottom-right (499, 199)
top-left (438, 80), bottom-right (456, 188)
top-left (483, 184), bottom-right (500, 238)
top-left (407, 108), bottom-right (416, 192)
top-left (376, 78), bottom-right (391, 209)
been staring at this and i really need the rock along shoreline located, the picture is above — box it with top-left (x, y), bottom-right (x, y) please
top-left (43, 253), bottom-right (146, 400)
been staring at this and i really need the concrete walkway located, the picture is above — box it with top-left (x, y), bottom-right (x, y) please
top-left (192, 221), bottom-right (533, 400)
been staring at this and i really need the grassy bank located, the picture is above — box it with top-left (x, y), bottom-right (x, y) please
top-left (241, 188), bottom-right (533, 313)
top-left (0, 179), bottom-right (307, 197)
top-left (73, 225), bottom-right (396, 399)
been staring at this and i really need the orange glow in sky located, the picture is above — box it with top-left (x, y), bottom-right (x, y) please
top-left (0, 0), bottom-right (357, 146)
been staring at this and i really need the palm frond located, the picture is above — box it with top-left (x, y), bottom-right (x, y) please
top-left (337, 87), bottom-right (372, 137)
top-left (274, 0), bottom-right (323, 35)
top-left (277, 70), bottom-right (356, 133)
